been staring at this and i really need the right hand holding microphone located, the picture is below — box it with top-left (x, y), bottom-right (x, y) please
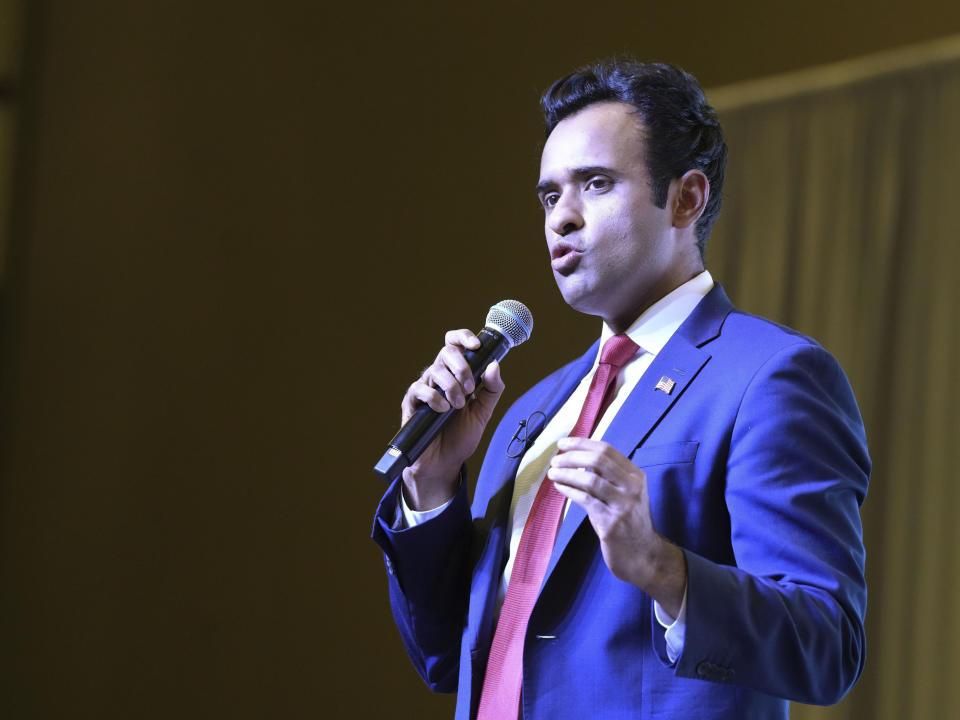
top-left (373, 300), bottom-right (532, 497)
top-left (400, 329), bottom-right (505, 510)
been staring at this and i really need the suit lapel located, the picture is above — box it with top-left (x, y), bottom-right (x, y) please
top-left (540, 340), bottom-right (601, 421)
top-left (479, 339), bottom-right (600, 509)
top-left (601, 336), bottom-right (710, 456)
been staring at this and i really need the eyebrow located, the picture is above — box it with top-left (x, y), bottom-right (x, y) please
top-left (535, 165), bottom-right (619, 195)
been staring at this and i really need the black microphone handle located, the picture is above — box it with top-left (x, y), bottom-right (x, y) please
top-left (373, 327), bottom-right (512, 483)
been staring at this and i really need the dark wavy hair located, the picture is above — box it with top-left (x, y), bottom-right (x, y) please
top-left (541, 60), bottom-right (727, 257)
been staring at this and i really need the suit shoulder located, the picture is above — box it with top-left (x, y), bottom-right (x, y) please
top-left (681, 285), bottom-right (828, 365)
top-left (718, 307), bottom-right (827, 360)
top-left (699, 304), bottom-right (857, 399)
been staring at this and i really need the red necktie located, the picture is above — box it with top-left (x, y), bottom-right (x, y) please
top-left (476, 333), bottom-right (641, 719)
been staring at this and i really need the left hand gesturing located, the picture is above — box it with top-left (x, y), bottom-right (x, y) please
top-left (547, 436), bottom-right (686, 617)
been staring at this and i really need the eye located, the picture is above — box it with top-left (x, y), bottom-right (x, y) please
top-left (541, 192), bottom-right (560, 209)
top-left (586, 177), bottom-right (611, 191)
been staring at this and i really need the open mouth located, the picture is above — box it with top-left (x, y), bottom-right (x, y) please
top-left (550, 243), bottom-right (582, 274)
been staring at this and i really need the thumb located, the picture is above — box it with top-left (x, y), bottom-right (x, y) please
top-left (480, 360), bottom-right (504, 394)
top-left (472, 360), bottom-right (505, 414)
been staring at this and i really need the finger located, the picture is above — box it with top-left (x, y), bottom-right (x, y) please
top-left (401, 381), bottom-right (426, 423)
top-left (547, 466), bottom-right (614, 505)
top-left (556, 436), bottom-right (608, 453)
top-left (479, 360), bottom-right (505, 395)
top-left (549, 449), bottom-right (621, 484)
top-left (457, 360), bottom-right (505, 422)
top-left (438, 344), bottom-right (476, 396)
top-left (406, 379), bottom-right (453, 415)
top-left (425, 361), bottom-right (470, 409)
top-left (444, 329), bottom-right (482, 351)
top-left (554, 439), bottom-right (638, 482)
top-left (551, 475), bottom-right (605, 512)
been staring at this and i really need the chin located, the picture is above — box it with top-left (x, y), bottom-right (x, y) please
top-left (557, 286), bottom-right (603, 318)
top-left (555, 279), bottom-right (582, 308)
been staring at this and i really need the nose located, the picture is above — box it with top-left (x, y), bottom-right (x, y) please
top-left (547, 192), bottom-right (584, 237)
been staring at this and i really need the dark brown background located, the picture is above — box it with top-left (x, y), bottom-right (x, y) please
top-left (2, 2), bottom-right (959, 718)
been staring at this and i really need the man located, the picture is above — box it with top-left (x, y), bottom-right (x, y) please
top-left (373, 60), bottom-right (869, 719)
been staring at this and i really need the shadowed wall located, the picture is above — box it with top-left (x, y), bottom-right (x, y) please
top-left (2, 2), bottom-right (959, 718)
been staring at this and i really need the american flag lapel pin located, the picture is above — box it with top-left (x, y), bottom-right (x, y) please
top-left (654, 376), bottom-right (676, 395)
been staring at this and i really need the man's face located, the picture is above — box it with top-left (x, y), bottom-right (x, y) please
top-left (537, 101), bottom-right (685, 331)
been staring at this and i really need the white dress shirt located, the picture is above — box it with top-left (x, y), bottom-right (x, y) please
top-left (402, 270), bottom-right (714, 663)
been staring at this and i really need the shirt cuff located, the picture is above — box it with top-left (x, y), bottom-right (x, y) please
top-left (653, 586), bottom-right (688, 664)
top-left (393, 469), bottom-right (463, 530)
top-left (399, 493), bottom-right (453, 528)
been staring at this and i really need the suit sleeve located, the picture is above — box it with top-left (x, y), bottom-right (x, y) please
top-left (674, 343), bottom-right (869, 705)
top-left (371, 476), bottom-right (473, 693)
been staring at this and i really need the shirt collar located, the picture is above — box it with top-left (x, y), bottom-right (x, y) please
top-left (597, 270), bottom-right (714, 358)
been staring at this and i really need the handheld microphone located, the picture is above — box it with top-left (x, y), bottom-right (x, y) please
top-left (374, 300), bottom-right (533, 483)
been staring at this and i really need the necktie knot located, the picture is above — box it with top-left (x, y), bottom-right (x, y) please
top-left (599, 333), bottom-right (641, 370)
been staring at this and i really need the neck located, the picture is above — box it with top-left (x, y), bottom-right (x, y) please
top-left (605, 265), bottom-right (704, 334)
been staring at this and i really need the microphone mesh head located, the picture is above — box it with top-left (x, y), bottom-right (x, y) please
top-left (486, 300), bottom-right (533, 347)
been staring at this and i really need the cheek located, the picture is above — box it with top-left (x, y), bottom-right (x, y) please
top-left (606, 207), bottom-right (642, 242)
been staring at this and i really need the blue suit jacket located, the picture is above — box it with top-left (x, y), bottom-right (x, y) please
top-left (373, 286), bottom-right (869, 719)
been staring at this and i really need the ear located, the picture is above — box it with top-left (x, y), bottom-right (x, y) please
top-left (672, 169), bottom-right (709, 229)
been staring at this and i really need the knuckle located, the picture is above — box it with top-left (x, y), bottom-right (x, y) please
top-left (441, 347), bottom-right (465, 371)
top-left (445, 328), bottom-right (470, 345)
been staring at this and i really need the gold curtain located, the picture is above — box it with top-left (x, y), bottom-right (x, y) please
top-left (706, 39), bottom-right (960, 719)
